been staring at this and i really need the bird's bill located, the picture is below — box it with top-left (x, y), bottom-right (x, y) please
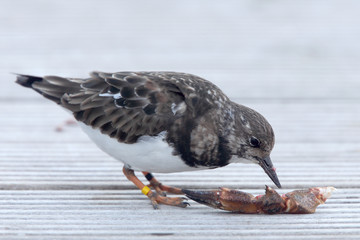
top-left (259, 156), bottom-right (281, 188)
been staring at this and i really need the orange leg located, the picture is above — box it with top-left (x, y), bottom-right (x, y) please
top-left (122, 166), bottom-right (188, 209)
top-left (142, 171), bottom-right (183, 196)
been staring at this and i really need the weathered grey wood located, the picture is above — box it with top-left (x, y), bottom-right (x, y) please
top-left (1, 0), bottom-right (360, 239)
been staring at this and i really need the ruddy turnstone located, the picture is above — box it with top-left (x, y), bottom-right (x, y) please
top-left (16, 71), bottom-right (281, 208)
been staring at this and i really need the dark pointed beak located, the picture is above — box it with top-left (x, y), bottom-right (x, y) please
top-left (259, 156), bottom-right (281, 188)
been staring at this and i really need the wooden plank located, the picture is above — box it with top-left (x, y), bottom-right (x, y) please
top-left (1, 101), bottom-right (360, 240)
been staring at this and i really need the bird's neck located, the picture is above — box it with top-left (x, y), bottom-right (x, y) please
top-left (217, 103), bottom-right (251, 158)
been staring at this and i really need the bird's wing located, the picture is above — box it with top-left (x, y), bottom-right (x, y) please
top-left (61, 71), bottom-right (213, 143)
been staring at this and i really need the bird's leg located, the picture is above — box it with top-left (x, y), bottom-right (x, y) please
top-left (142, 172), bottom-right (183, 196)
top-left (122, 166), bottom-right (188, 209)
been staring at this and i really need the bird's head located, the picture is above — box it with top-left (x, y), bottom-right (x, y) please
top-left (227, 104), bottom-right (281, 188)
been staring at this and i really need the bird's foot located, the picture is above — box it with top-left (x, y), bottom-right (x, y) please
top-left (147, 183), bottom-right (167, 197)
top-left (143, 172), bottom-right (183, 196)
top-left (147, 192), bottom-right (189, 209)
top-left (147, 182), bottom-right (183, 197)
top-left (123, 167), bottom-right (188, 209)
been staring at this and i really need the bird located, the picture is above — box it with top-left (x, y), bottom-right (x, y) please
top-left (16, 71), bottom-right (281, 208)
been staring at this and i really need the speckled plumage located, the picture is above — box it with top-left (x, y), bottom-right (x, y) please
top-left (16, 71), bottom-right (281, 188)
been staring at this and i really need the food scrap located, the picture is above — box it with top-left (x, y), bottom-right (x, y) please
top-left (55, 119), bottom-right (77, 132)
top-left (183, 186), bottom-right (336, 214)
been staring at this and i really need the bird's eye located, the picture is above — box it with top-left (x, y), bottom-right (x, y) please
top-left (249, 137), bottom-right (261, 148)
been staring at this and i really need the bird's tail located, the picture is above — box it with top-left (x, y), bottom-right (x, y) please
top-left (15, 74), bottom-right (82, 105)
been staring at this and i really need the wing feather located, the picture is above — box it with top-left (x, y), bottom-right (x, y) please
top-left (61, 72), bottom-right (192, 143)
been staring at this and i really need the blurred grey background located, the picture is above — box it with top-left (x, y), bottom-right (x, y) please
top-left (2, 0), bottom-right (360, 100)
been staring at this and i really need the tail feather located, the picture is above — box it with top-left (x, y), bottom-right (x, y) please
top-left (15, 74), bottom-right (43, 88)
top-left (15, 74), bottom-right (82, 105)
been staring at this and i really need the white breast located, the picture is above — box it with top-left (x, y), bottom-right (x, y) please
top-left (78, 122), bottom-right (204, 173)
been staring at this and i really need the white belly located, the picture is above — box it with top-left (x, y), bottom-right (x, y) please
top-left (78, 122), bottom-right (204, 173)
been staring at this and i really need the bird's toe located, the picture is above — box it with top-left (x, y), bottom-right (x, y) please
top-left (148, 193), bottom-right (189, 208)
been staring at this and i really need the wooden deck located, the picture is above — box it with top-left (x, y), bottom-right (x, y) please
top-left (1, 0), bottom-right (360, 239)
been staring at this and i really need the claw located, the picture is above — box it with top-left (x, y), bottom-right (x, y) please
top-left (147, 192), bottom-right (190, 208)
top-left (179, 200), bottom-right (190, 208)
top-left (183, 189), bottom-right (223, 209)
top-left (151, 201), bottom-right (160, 210)
top-left (184, 186), bottom-right (336, 214)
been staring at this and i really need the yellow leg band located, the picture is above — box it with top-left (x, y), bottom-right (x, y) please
top-left (141, 186), bottom-right (151, 196)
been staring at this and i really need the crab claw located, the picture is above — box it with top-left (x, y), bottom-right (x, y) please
top-left (184, 186), bottom-right (336, 214)
top-left (182, 189), bottom-right (223, 209)
top-left (183, 188), bottom-right (260, 213)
